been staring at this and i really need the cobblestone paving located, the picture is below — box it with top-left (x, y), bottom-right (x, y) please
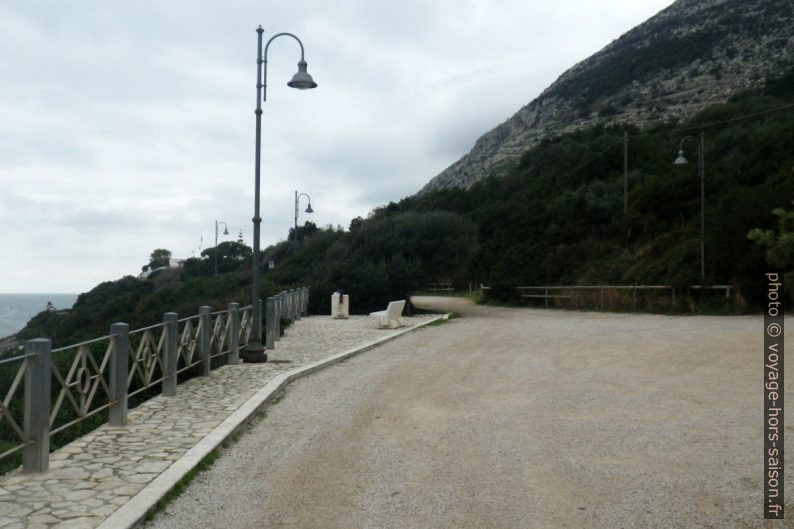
top-left (0, 315), bottom-right (431, 529)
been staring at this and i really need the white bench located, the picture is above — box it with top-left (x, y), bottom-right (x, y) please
top-left (369, 300), bottom-right (406, 329)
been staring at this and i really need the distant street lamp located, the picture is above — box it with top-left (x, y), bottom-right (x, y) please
top-left (294, 191), bottom-right (313, 242)
top-left (245, 26), bottom-right (317, 364)
top-left (673, 132), bottom-right (705, 284)
top-left (214, 221), bottom-right (229, 277)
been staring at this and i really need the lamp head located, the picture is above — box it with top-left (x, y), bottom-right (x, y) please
top-left (287, 60), bottom-right (318, 90)
top-left (305, 203), bottom-right (314, 214)
top-left (673, 150), bottom-right (688, 165)
top-left (223, 228), bottom-right (229, 235)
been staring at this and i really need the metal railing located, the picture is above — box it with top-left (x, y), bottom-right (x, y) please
top-left (478, 284), bottom-right (733, 309)
top-left (0, 286), bottom-right (311, 474)
top-left (50, 335), bottom-right (116, 436)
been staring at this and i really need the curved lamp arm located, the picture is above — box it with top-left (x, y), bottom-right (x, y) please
top-left (295, 191), bottom-right (313, 221)
top-left (265, 32), bottom-right (306, 61)
top-left (262, 31), bottom-right (309, 102)
top-left (674, 136), bottom-right (695, 165)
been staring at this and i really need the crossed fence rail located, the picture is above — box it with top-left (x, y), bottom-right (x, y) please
top-left (0, 286), bottom-right (310, 474)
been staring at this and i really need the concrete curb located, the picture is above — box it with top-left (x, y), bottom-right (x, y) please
top-left (98, 314), bottom-right (447, 529)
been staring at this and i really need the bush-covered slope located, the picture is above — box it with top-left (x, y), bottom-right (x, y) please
top-left (10, 73), bottom-right (794, 349)
top-left (403, 77), bottom-right (794, 306)
top-left (425, 0), bottom-right (794, 191)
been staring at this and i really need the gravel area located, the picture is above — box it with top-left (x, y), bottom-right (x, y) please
top-left (146, 297), bottom-right (793, 529)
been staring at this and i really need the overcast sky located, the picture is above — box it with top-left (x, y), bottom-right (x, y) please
top-left (0, 0), bottom-right (673, 294)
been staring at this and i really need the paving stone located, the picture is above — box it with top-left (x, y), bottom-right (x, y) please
top-left (52, 517), bottom-right (103, 528)
top-left (90, 469), bottom-right (113, 480)
top-left (63, 490), bottom-right (95, 501)
top-left (45, 468), bottom-right (91, 481)
top-left (28, 514), bottom-right (61, 523)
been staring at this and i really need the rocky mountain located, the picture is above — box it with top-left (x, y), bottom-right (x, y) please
top-left (422, 0), bottom-right (794, 192)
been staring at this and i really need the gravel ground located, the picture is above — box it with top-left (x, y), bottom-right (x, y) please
top-left (146, 298), bottom-right (793, 529)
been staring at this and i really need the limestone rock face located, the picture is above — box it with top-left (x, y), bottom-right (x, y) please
top-left (421, 0), bottom-right (794, 192)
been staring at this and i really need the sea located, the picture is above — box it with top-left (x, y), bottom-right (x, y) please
top-left (0, 294), bottom-right (79, 338)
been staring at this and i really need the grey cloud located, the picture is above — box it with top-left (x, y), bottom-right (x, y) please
top-left (0, 0), bottom-right (674, 292)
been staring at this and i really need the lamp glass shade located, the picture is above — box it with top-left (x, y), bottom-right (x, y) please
top-left (305, 204), bottom-right (314, 214)
top-left (223, 228), bottom-right (229, 235)
top-left (673, 150), bottom-right (688, 165)
top-left (287, 60), bottom-right (317, 89)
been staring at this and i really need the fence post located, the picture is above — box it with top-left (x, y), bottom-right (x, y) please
top-left (199, 306), bottom-right (211, 376)
top-left (303, 287), bottom-right (309, 316)
top-left (163, 313), bottom-right (178, 396)
top-left (258, 299), bottom-right (264, 342)
top-left (275, 293), bottom-right (283, 340)
top-left (23, 338), bottom-right (51, 473)
top-left (228, 303), bottom-right (240, 364)
top-left (109, 323), bottom-right (129, 427)
top-left (299, 288), bottom-right (305, 318)
top-left (295, 289), bottom-right (302, 320)
top-left (544, 288), bottom-right (549, 308)
top-left (266, 297), bottom-right (276, 350)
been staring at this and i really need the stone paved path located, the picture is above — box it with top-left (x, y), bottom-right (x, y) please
top-left (0, 315), bottom-right (432, 529)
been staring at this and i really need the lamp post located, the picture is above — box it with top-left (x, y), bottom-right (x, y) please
top-left (673, 132), bottom-right (705, 284)
top-left (294, 191), bottom-right (313, 242)
top-left (244, 26), bottom-right (317, 364)
top-left (214, 221), bottom-right (229, 277)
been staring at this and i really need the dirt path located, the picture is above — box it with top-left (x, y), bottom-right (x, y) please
top-left (147, 298), bottom-right (792, 529)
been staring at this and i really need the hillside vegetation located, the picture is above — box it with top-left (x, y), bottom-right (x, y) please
top-left (407, 79), bottom-right (794, 308)
top-left (10, 72), bottom-right (794, 349)
top-left (426, 0), bottom-right (794, 190)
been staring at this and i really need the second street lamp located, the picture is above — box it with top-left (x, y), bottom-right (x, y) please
top-left (673, 132), bottom-right (705, 285)
top-left (244, 26), bottom-right (317, 364)
top-left (294, 191), bottom-right (313, 242)
top-left (214, 221), bottom-right (229, 277)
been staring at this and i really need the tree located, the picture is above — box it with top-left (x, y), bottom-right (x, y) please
top-left (199, 241), bottom-right (253, 274)
top-left (288, 221), bottom-right (318, 242)
top-left (748, 203), bottom-right (794, 269)
top-left (201, 241), bottom-right (252, 262)
top-left (349, 211), bottom-right (478, 288)
top-left (349, 216), bottom-right (364, 232)
top-left (148, 249), bottom-right (172, 269)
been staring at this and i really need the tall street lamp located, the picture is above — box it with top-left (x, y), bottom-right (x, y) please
top-left (673, 132), bottom-right (705, 284)
top-left (294, 191), bottom-right (313, 242)
top-left (244, 26), bottom-right (318, 364)
top-left (214, 221), bottom-right (229, 277)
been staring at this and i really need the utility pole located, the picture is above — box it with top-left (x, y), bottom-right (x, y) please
top-left (699, 132), bottom-right (705, 284)
top-left (623, 131), bottom-right (628, 215)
